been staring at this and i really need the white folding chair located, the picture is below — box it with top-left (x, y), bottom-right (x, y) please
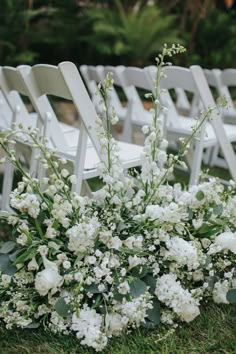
top-left (211, 69), bottom-right (236, 124)
top-left (146, 65), bottom-right (236, 185)
top-left (80, 65), bottom-right (128, 123)
top-left (103, 66), bottom-right (153, 134)
top-left (0, 65), bottom-right (86, 211)
top-left (12, 62), bottom-right (142, 195)
top-left (201, 69), bottom-right (236, 167)
top-left (81, 65), bottom-right (153, 143)
top-left (0, 89), bottom-right (15, 130)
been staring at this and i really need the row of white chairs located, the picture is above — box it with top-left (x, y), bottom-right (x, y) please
top-left (80, 64), bottom-right (236, 184)
top-left (0, 62), bottom-right (236, 212)
top-left (0, 62), bottom-right (144, 211)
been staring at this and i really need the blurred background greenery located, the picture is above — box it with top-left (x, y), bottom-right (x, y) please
top-left (0, 0), bottom-right (235, 68)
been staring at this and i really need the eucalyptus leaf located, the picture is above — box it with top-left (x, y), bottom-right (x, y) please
top-left (86, 283), bottom-right (107, 294)
top-left (195, 190), bottom-right (205, 201)
top-left (26, 322), bottom-right (40, 329)
top-left (55, 297), bottom-right (71, 318)
top-left (129, 278), bottom-right (147, 298)
top-left (146, 299), bottom-right (160, 326)
top-left (0, 241), bottom-right (16, 254)
top-left (0, 254), bottom-right (17, 275)
top-left (213, 204), bottom-right (223, 216)
top-left (206, 275), bottom-right (218, 289)
top-left (9, 249), bottom-right (23, 262)
top-left (131, 265), bottom-right (150, 278)
top-left (142, 274), bottom-right (157, 294)
top-left (226, 289), bottom-right (236, 304)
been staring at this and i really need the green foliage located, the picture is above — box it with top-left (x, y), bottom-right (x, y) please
top-left (54, 297), bottom-right (71, 318)
top-left (189, 9), bottom-right (236, 68)
top-left (84, 0), bottom-right (182, 66)
top-left (0, 254), bottom-right (17, 275)
top-left (227, 289), bottom-right (236, 304)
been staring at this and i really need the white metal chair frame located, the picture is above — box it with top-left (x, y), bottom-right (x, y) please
top-left (146, 65), bottom-right (236, 185)
top-left (0, 62), bottom-right (143, 210)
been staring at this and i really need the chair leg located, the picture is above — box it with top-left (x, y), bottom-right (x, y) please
top-left (1, 158), bottom-right (14, 211)
top-left (209, 144), bottom-right (219, 167)
top-left (81, 180), bottom-right (93, 197)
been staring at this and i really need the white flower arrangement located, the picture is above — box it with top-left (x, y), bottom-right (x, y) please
top-left (0, 44), bottom-right (236, 351)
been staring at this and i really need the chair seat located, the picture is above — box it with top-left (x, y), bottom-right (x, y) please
top-left (131, 108), bottom-right (153, 126)
top-left (168, 116), bottom-right (236, 147)
top-left (58, 140), bottom-right (143, 179)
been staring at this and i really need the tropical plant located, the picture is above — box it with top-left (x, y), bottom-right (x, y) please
top-left (189, 8), bottom-right (236, 68)
top-left (83, 0), bottom-right (182, 66)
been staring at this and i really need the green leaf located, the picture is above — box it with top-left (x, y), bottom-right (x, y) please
top-left (187, 208), bottom-right (193, 220)
top-left (14, 248), bottom-right (37, 265)
top-left (142, 275), bottom-right (156, 294)
top-left (25, 322), bottom-right (40, 329)
top-left (9, 249), bottom-right (22, 262)
top-left (195, 190), bottom-right (205, 201)
top-left (131, 265), bottom-right (150, 278)
top-left (197, 224), bottom-right (219, 236)
top-left (54, 297), bottom-right (71, 318)
top-left (92, 294), bottom-right (102, 309)
top-left (52, 219), bottom-right (60, 230)
top-left (85, 283), bottom-right (107, 294)
top-left (226, 289), bottom-right (236, 304)
top-left (0, 241), bottom-right (16, 254)
top-left (206, 276), bottom-right (218, 289)
top-left (129, 278), bottom-right (147, 298)
top-left (213, 204), bottom-right (223, 216)
top-left (0, 254), bottom-right (17, 275)
top-left (146, 299), bottom-right (160, 326)
top-left (35, 219), bottom-right (44, 239)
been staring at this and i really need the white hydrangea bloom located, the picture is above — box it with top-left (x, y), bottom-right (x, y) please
top-left (165, 237), bottom-right (200, 270)
top-left (114, 295), bottom-right (152, 327)
top-left (35, 256), bottom-right (62, 296)
top-left (66, 217), bottom-right (100, 255)
top-left (71, 306), bottom-right (107, 351)
top-left (213, 280), bottom-right (229, 304)
top-left (209, 232), bottom-right (236, 254)
top-left (10, 192), bottom-right (40, 218)
top-left (145, 202), bottom-right (186, 223)
top-left (155, 274), bottom-right (200, 322)
top-left (105, 312), bottom-right (127, 336)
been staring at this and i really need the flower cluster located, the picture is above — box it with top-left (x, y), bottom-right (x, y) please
top-left (0, 45), bottom-right (235, 351)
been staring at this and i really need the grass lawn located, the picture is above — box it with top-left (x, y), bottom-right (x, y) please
top-left (0, 304), bottom-right (235, 353)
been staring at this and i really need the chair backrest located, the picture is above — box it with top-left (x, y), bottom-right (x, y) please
top-left (119, 66), bottom-right (157, 120)
top-left (147, 65), bottom-right (236, 184)
top-left (123, 67), bottom-right (152, 92)
top-left (0, 66), bottom-right (37, 128)
top-left (218, 69), bottom-right (236, 113)
top-left (2, 65), bottom-right (69, 151)
top-left (0, 89), bottom-right (12, 129)
top-left (104, 65), bottom-right (150, 123)
top-left (17, 62), bottom-right (102, 158)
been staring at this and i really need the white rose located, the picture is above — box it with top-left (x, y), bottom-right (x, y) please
top-left (178, 303), bottom-right (200, 323)
top-left (35, 268), bottom-right (62, 296)
top-left (213, 281), bottom-right (229, 304)
top-left (215, 232), bottom-right (236, 253)
top-left (35, 255), bottom-right (62, 296)
top-left (28, 257), bottom-right (39, 271)
top-left (109, 236), bottom-right (122, 250)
